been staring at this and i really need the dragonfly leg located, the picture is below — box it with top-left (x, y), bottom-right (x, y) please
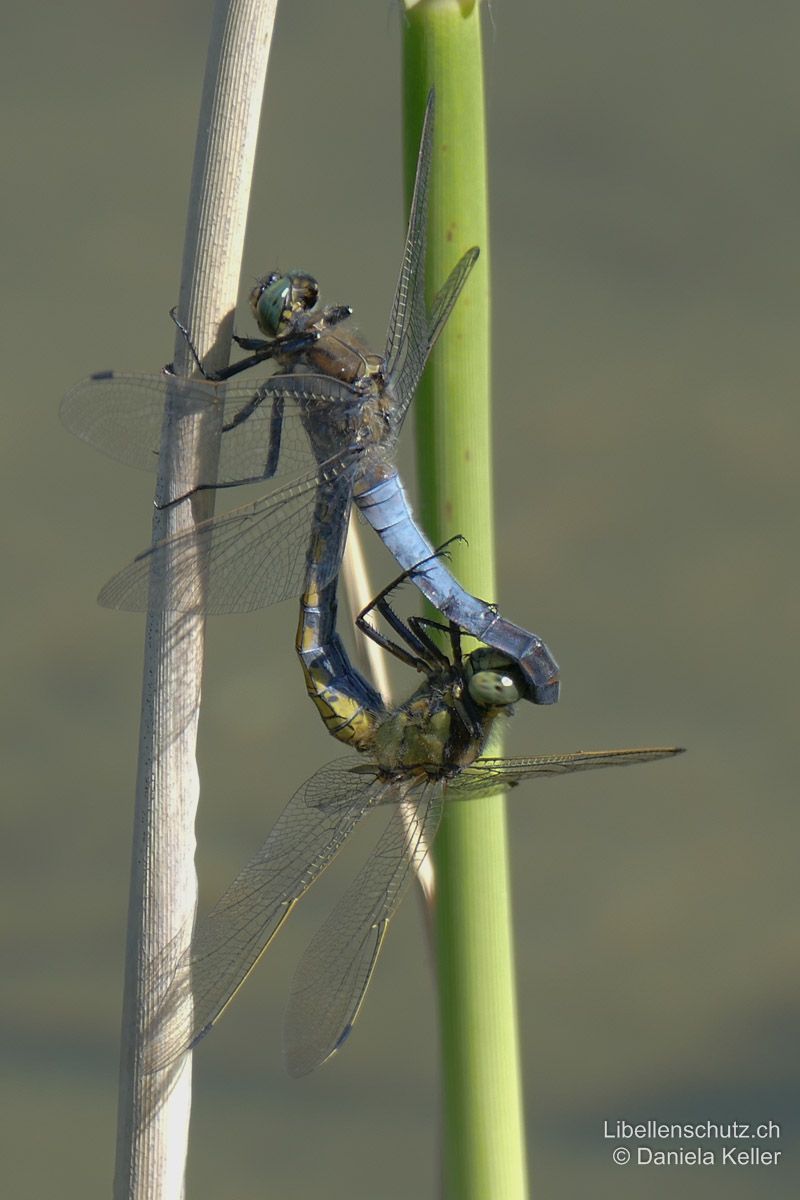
top-left (207, 348), bottom-right (276, 380)
top-left (155, 472), bottom-right (271, 509)
top-left (170, 300), bottom-right (318, 384)
top-left (355, 606), bottom-right (432, 673)
top-left (156, 393), bottom-right (286, 509)
top-left (219, 390), bottom-right (284, 477)
top-left (167, 307), bottom-right (210, 378)
top-left (220, 390), bottom-right (266, 433)
top-left (450, 691), bottom-right (484, 743)
top-left (357, 535), bottom-right (465, 624)
top-left (210, 328), bottom-right (320, 381)
top-left (356, 541), bottom-right (465, 671)
top-left (167, 306), bottom-right (278, 383)
top-left (407, 615), bottom-right (463, 667)
top-left (166, 307), bottom-right (292, 385)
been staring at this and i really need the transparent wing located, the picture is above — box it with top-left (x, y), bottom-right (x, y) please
top-left (97, 453), bottom-right (358, 613)
top-left (384, 91), bottom-right (435, 382)
top-left (389, 246), bottom-right (481, 437)
top-left (144, 759), bottom-right (381, 1072)
top-left (444, 747), bottom-right (685, 801)
top-left (62, 370), bottom-right (362, 490)
top-left (382, 91), bottom-right (480, 432)
top-left (284, 776), bottom-right (444, 1077)
top-left (426, 246), bottom-right (480, 359)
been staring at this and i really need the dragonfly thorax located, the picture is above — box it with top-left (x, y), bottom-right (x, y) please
top-left (371, 659), bottom-right (515, 777)
top-left (307, 331), bottom-right (380, 389)
top-left (373, 700), bottom-right (453, 774)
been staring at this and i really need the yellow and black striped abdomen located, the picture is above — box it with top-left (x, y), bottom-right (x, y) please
top-left (295, 583), bottom-right (386, 752)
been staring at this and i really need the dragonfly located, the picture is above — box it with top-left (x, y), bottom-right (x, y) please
top-left (61, 92), bottom-right (560, 704)
top-left (145, 557), bottom-right (682, 1078)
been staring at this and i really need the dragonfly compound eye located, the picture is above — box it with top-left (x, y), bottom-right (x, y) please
top-left (465, 648), bottom-right (525, 707)
top-left (250, 274), bottom-right (293, 335)
top-left (467, 669), bottom-right (521, 708)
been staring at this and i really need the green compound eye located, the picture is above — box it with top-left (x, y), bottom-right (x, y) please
top-left (467, 668), bottom-right (521, 707)
top-left (252, 274), bottom-right (292, 336)
top-left (464, 648), bottom-right (525, 707)
top-left (251, 272), bottom-right (320, 336)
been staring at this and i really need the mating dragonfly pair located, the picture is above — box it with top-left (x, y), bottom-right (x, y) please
top-left (63, 94), bottom-right (682, 1075)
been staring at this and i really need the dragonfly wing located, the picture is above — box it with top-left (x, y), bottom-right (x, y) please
top-left (444, 747), bottom-right (685, 801)
top-left (284, 775), bottom-right (444, 1077)
top-left (383, 92), bottom-right (434, 384)
top-left (391, 244), bottom-right (481, 434)
top-left (380, 89), bottom-right (481, 435)
top-left (61, 372), bottom-right (215, 472)
top-left (426, 246), bottom-right (480, 357)
top-left (97, 452), bottom-right (358, 613)
top-left (62, 370), bottom-right (361, 489)
top-left (144, 758), bottom-right (379, 1072)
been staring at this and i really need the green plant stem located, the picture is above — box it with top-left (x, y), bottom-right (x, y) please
top-left (403, 5), bottom-right (530, 1199)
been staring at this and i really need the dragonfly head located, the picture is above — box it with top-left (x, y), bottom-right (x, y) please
top-left (463, 648), bottom-right (525, 710)
top-left (250, 271), bottom-right (319, 337)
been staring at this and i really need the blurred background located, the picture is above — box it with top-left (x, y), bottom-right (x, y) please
top-left (2, 1), bottom-right (798, 1196)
